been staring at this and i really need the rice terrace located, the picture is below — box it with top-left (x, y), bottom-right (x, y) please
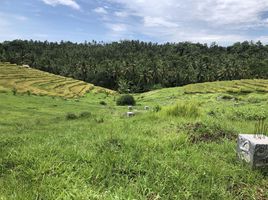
top-left (1, 0), bottom-right (268, 199)
top-left (0, 62), bottom-right (114, 98)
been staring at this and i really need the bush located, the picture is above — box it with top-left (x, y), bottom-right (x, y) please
top-left (99, 100), bottom-right (107, 105)
top-left (95, 117), bottom-right (104, 123)
top-left (12, 87), bottom-right (17, 96)
top-left (66, 113), bottom-right (78, 120)
top-left (116, 94), bottom-right (136, 106)
top-left (166, 102), bottom-right (200, 118)
top-left (153, 105), bottom-right (162, 112)
top-left (79, 111), bottom-right (91, 118)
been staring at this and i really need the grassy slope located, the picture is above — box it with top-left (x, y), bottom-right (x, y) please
top-left (1, 79), bottom-right (268, 199)
top-left (0, 62), bottom-right (115, 98)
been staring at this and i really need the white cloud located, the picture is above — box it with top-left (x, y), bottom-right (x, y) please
top-left (42, 0), bottom-right (80, 10)
top-left (193, 0), bottom-right (268, 26)
top-left (107, 0), bottom-right (268, 43)
top-left (110, 0), bottom-right (268, 26)
top-left (93, 7), bottom-right (108, 14)
top-left (107, 23), bottom-right (127, 32)
top-left (104, 23), bottom-right (133, 41)
top-left (143, 16), bottom-right (178, 28)
top-left (114, 11), bottom-right (128, 17)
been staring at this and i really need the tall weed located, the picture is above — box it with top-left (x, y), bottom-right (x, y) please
top-left (165, 102), bottom-right (201, 118)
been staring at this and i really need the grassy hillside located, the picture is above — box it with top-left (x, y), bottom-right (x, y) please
top-left (0, 62), bottom-right (115, 98)
top-left (1, 78), bottom-right (268, 199)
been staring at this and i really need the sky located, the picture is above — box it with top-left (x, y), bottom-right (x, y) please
top-left (1, 0), bottom-right (268, 45)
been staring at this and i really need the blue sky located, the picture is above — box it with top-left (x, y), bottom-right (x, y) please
top-left (1, 0), bottom-right (268, 45)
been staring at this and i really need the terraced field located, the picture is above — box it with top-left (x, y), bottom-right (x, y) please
top-left (0, 62), bottom-right (115, 98)
top-left (183, 79), bottom-right (268, 94)
top-left (135, 79), bottom-right (268, 107)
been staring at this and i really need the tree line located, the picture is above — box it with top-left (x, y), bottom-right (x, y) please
top-left (0, 40), bottom-right (268, 93)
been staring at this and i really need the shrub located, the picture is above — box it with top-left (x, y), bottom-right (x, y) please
top-left (116, 94), bottom-right (136, 106)
top-left (153, 105), bottom-right (162, 112)
top-left (99, 100), bottom-right (107, 105)
top-left (95, 117), bottom-right (104, 123)
top-left (79, 111), bottom-right (92, 118)
top-left (26, 90), bottom-right (31, 96)
top-left (12, 87), bottom-right (17, 96)
top-left (166, 102), bottom-right (200, 118)
top-left (66, 113), bottom-right (78, 120)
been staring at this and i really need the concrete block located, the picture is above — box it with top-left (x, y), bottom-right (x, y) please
top-left (237, 134), bottom-right (268, 168)
top-left (127, 112), bottom-right (135, 117)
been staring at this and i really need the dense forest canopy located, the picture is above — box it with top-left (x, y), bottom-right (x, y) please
top-left (0, 40), bottom-right (268, 93)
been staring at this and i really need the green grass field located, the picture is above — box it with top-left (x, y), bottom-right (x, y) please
top-left (1, 65), bottom-right (268, 199)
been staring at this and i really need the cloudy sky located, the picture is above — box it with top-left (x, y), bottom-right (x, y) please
top-left (1, 0), bottom-right (268, 45)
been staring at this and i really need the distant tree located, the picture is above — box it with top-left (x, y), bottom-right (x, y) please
top-left (0, 39), bottom-right (267, 92)
top-left (118, 79), bottom-right (130, 94)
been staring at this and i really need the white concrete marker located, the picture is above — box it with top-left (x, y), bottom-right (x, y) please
top-left (127, 112), bottom-right (135, 117)
top-left (237, 134), bottom-right (268, 169)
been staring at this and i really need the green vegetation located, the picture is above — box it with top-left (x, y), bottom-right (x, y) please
top-left (116, 94), bottom-right (136, 106)
top-left (79, 111), bottom-right (92, 118)
top-left (65, 112), bottom-right (79, 120)
top-left (165, 102), bottom-right (200, 118)
top-left (254, 119), bottom-right (268, 136)
top-left (99, 100), bottom-right (107, 106)
top-left (0, 66), bottom-right (268, 199)
top-left (153, 105), bottom-right (162, 112)
top-left (1, 40), bottom-right (268, 92)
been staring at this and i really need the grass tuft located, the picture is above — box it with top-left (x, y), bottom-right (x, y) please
top-left (165, 101), bottom-right (201, 118)
top-left (79, 111), bottom-right (92, 118)
top-left (66, 113), bottom-right (78, 120)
